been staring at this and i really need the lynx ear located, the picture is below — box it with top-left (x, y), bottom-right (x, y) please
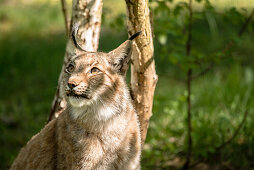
top-left (108, 40), bottom-right (132, 74)
top-left (71, 23), bottom-right (87, 52)
top-left (108, 31), bottom-right (141, 75)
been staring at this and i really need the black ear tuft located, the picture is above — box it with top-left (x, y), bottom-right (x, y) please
top-left (71, 24), bottom-right (87, 51)
top-left (71, 24), bottom-right (79, 48)
top-left (128, 31), bottom-right (142, 41)
top-left (108, 40), bottom-right (132, 75)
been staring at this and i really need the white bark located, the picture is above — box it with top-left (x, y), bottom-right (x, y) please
top-left (48, 0), bottom-right (103, 121)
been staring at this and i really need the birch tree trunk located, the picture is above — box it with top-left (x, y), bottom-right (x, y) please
top-left (48, 0), bottom-right (103, 122)
top-left (125, 0), bottom-right (158, 145)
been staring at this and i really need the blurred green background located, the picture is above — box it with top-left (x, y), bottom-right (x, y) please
top-left (0, 0), bottom-right (254, 169)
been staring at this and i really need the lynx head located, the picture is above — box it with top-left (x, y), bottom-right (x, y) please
top-left (63, 25), bottom-right (141, 110)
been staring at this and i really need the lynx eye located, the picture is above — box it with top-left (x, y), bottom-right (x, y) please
top-left (90, 67), bottom-right (100, 74)
top-left (66, 64), bottom-right (75, 73)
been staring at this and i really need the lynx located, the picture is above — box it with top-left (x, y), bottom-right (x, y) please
top-left (11, 26), bottom-right (142, 170)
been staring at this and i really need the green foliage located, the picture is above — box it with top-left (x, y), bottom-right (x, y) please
top-left (142, 0), bottom-right (254, 168)
top-left (142, 66), bottom-right (254, 169)
top-left (151, 0), bottom-right (254, 76)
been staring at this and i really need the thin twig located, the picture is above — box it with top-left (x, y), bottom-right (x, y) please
top-left (190, 109), bottom-right (249, 168)
top-left (183, 69), bottom-right (193, 170)
top-left (60, 0), bottom-right (70, 36)
top-left (238, 9), bottom-right (254, 37)
top-left (191, 8), bottom-right (254, 80)
top-left (216, 109), bottom-right (249, 151)
top-left (191, 63), bottom-right (214, 80)
top-left (183, 0), bottom-right (193, 169)
top-left (186, 1), bottom-right (192, 57)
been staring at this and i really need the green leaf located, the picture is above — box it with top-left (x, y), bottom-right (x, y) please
top-left (173, 2), bottom-right (188, 16)
top-left (158, 34), bottom-right (167, 45)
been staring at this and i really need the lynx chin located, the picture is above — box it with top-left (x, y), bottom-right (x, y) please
top-left (11, 27), bottom-right (142, 170)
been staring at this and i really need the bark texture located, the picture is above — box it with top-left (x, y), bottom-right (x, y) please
top-left (48, 0), bottom-right (103, 122)
top-left (125, 0), bottom-right (158, 145)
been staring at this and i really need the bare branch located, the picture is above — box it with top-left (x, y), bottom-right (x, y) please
top-left (183, 0), bottom-right (193, 169)
top-left (191, 63), bottom-right (214, 80)
top-left (238, 9), bottom-right (254, 37)
top-left (216, 109), bottom-right (249, 151)
top-left (60, 0), bottom-right (70, 36)
top-left (184, 69), bottom-right (193, 170)
top-left (186, 0), bottom-right (192, 57)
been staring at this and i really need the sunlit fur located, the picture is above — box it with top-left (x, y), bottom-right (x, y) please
top-left (11, 41), bottom-right (141, 170)
top-left (63, 52), bottom-right (130, 122)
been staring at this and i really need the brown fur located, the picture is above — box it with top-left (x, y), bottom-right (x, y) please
top-left (11, 40), bottom-right (141, 170)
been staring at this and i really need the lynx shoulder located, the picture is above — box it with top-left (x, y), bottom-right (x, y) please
top-left (11, 28), bottom-right (142, 170)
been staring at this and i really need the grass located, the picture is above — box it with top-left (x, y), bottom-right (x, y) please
top-left (143, 65), bottom-right (254, 169)
top-left (0, 0), bottom-right (254, 169)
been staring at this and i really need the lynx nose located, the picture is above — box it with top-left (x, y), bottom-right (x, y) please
top-left (68, 81), bottom-right (78, 89)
